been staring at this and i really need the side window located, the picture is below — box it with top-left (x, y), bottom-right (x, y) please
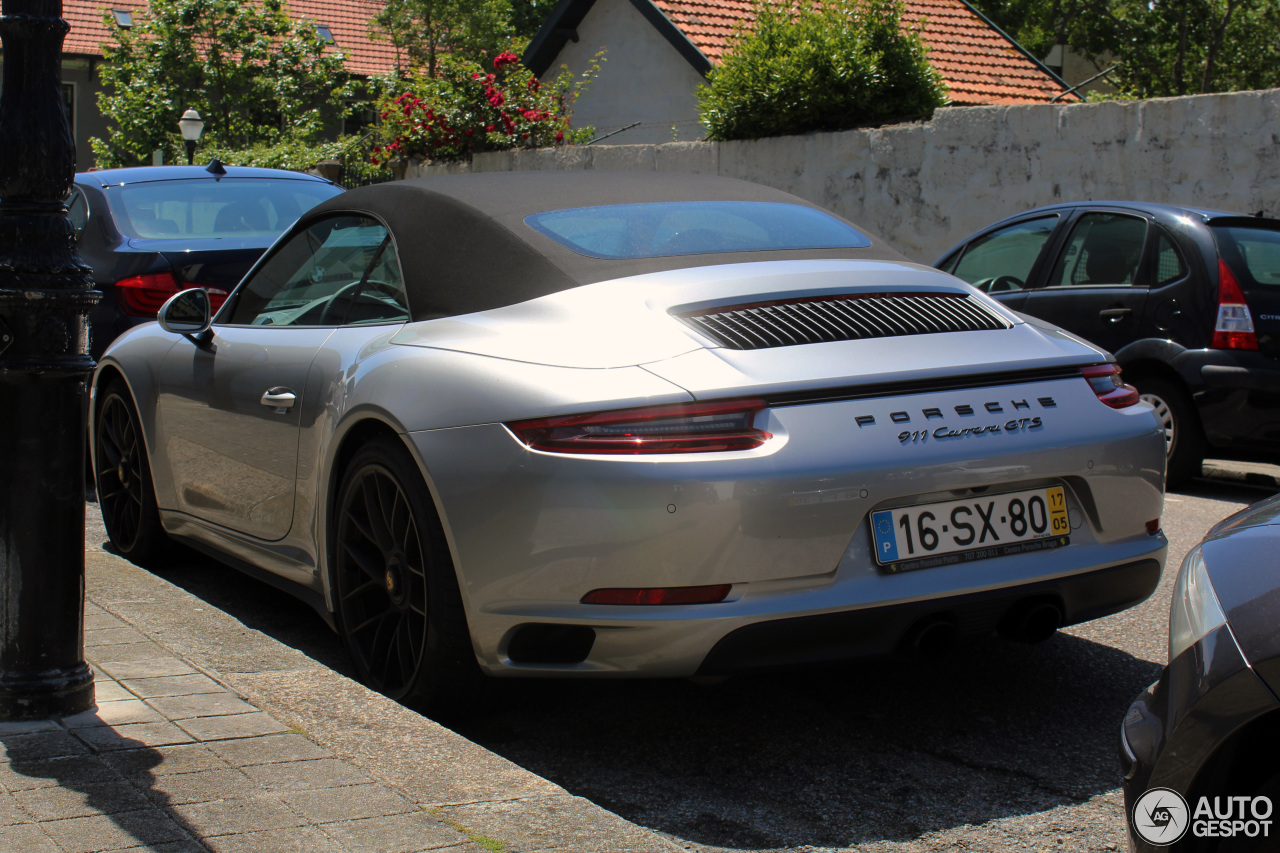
top-left (66, 190), bottom-right (88, 241)
top-left (225, 215), bottom-right (409, 326)
top-left (949, 216), bottom-right (1058, 292)
top-left (1047, 212), bottom-right (1147, 287)
top-left (1154, 230), bottom-right (1188, 286)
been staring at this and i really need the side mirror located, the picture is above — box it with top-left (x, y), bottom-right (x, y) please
top-left (157, 288), bottom-right (212, 336)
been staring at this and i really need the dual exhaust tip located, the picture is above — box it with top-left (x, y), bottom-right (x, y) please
top-left (903, 597), bottom-right (1063, 657)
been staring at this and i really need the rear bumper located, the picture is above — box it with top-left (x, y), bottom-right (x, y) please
top-left (699, 557), bottom-right (1161, 675)
top-left (410, 372), bottom-right (1167, 678)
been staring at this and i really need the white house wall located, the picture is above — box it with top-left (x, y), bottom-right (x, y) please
top-left (548, 0), bottom-right (708, 145)
top-left (415, 88), bottom-right (1280, 264)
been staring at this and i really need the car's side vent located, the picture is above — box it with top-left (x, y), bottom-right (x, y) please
top-left (676, 293), bottom-right (1013, 350)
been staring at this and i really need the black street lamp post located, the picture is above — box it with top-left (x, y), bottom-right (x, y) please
top-left (178, 108), bottom-right (203, 165)
top-left (0, 0), bottom-right (100, 718)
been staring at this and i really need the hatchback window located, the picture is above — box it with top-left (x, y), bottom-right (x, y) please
top-left (1154, 230), bottom-right (1187, 286)
top-left (226, 215), bottom-right (410, 327)
top-left (1212, 226), bottom-right (1280, 288)
top-left (104, 178), bottom-right (340, 240)
top-left (1048, 213), bottom-right (1147, 287)
top-left (948, 216), bottom-right (1057, 292)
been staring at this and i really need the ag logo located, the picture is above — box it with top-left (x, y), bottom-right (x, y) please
top-left (1133, 787), bottom-right (1190, 845)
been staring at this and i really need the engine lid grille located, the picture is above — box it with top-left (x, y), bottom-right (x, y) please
top-left (677, 293), bottom-right (1013, 350)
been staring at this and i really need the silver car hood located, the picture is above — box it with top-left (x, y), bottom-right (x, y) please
top-left (391, 260), bottom-right (1106, 391)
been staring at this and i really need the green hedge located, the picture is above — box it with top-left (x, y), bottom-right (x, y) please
top-left (698, 0), bottom-right (948, 141)
top-left (202, 137), bottom-right (391, 185)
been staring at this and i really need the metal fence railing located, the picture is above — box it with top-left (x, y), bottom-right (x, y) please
top-left (323, 133), bottom-right (394, 190)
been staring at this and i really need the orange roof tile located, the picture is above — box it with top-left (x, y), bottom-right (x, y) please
top-left (650, 0), bottom-right (1074, 105)
top-left (61, 0), bottom-right (396, 78)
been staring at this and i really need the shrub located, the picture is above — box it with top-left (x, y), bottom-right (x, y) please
top-left (371, 51), bottom-right (598, 165)
top-left (201, 137), bottom-right (392, 185)
top-left (698, 0), bottom-right (948, 141)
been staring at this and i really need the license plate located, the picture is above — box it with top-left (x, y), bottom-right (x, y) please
top-left (871, 486), bottom-right (1069, 570)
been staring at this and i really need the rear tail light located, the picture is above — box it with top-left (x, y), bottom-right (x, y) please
top-left (581, 585), bottom-right (732, 605)
top-left (116, 273), bottom-right (229, 319)
top-left (1081, 363), bottom-right (1139, 408)
top-left (508, 398), bottom-right (772, 454)
top-left (115, 272), bottom-right (180, 317)
top-left (1211, 259), bottom-right (1258, 350)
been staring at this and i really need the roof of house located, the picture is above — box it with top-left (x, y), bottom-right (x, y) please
top-left (527, 0), bottom-right (1074, 106)
top-left (61, 0), bottom-right (397, 77)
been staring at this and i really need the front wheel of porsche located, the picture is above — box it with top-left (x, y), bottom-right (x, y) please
top-left (94, 380), bottom-right (170, 567)
top-left (332, 437), bottom-right (482, 717)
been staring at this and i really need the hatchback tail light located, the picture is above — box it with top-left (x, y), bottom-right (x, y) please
top-left (508, 398), bottom-right (772, 454)
top-left (116, 273), bottom-right (229, 319)
top-left (1211, 259), bottom-right (1258, 350)
top-left (1081, 363), bottom-right (1139, 408)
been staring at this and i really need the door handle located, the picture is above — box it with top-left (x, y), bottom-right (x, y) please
top-left (1099, 308), bottom-right (1132, 323)
top-left (260, 387), bottom-right (296, 413)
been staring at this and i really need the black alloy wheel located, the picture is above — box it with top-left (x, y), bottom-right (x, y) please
top-left (94, 380), bottom-right (169, 566)
top-left (332, 438), bottom-right (481, 715)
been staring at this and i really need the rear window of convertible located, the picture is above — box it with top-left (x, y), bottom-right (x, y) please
top-left (525, 201), bottom-right (872, 259)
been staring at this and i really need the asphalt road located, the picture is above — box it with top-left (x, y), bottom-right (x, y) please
top-left (95, 463), bottom-right (1280, 853)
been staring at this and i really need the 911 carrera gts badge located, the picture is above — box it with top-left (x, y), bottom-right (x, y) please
top-left (899, 416), bottom-right (1043, 443)
top-left (854, 397), bottom-right (1056, 442)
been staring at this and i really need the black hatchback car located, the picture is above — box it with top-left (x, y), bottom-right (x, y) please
top-left (70, 164), bottom-right (343, 357)
top-left (935, 203), bottom-right (1280, 484)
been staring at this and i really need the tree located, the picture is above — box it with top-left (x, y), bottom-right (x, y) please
top-left (969, 0), bottom-right (1280, 97)
top-left (510, 0), bottom-right (559, 38)
top-left (697, 0), bottom-right (948, 141)
top-left (371, 0), bottom-right (515, 78)
top-left (92, 0), bottom-right (352, 168)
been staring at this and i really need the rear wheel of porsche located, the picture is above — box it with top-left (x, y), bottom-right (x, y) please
top-left (332, 437), bottom-right (482, 717)
top-left (94, 380), bottom-right (170, 567)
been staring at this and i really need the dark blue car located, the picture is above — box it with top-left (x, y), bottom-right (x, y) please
top-left (70, 163), bottom-right (343, 357)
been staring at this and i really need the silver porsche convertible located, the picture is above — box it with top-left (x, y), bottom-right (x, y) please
top-left (92, 172), bottom-right (1168, 714)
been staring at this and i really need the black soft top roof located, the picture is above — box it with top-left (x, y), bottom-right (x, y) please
top-left (304, 171), bottom-right (908, 322)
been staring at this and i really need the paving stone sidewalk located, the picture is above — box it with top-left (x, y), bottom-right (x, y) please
top-left (0, 512), bottom-right (681, 853)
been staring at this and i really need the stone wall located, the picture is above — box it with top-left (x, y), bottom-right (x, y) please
top-left (409, 88), bottom-right (1280, 264)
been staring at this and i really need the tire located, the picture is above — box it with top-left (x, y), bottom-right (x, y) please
top-left (94, 380), bottom-right (171, 567)
top-left (1135, 376), bottom-right (1205, 487)
top-left (331, 437), bottom-right (483, 718)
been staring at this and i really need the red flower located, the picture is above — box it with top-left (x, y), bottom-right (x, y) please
top-left (555, 131), bottom-right (564, 143)
top-left (494, 52), bottom-right (520, 69)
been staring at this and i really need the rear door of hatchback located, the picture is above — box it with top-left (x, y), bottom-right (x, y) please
top-left (1207, 219), bottom-right (1280, 447)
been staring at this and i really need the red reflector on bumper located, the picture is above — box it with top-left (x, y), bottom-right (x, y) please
top-left (1146, 519), bottom-right (1161, 535)
top-left (581, 585), bottom-right (732, 605)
